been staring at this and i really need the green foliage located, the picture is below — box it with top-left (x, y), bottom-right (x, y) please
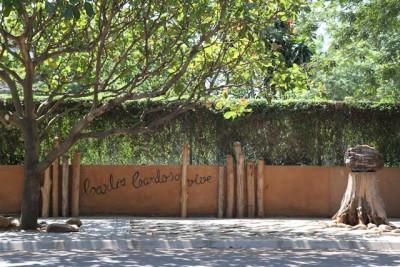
top-left (0, 0), bottom-right (95, 19)
top-left (0, 0), bottom-right (310, 132)
top-left (1, 100), bottom-right (400, 166)
top-left (255, 10), bottom-right (314, 99)
top-left (214, 90), bottom-right (251, 119)
top-left (304, 0), bottom-right (400, 102)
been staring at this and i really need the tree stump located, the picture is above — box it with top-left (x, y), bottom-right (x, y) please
top-left (344, 145), bottom-right (383, 172)
top-left (333, 145), bottom-right (389, 226)
top-left (333, 172), bottom-right (389, 226)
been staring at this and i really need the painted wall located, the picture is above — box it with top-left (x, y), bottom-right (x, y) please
top-left (79, 165), bottom-right (217, 216)
top-left (0, 165), bottom-right (399, 217)
top-left (0, 166), bottom-right (24, 214)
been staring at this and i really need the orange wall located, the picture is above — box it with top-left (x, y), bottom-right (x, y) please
top-left (0, 165), bottom-right (399, 217)
top-left (79, 165), bottom-right (218, 216)
top-left (0, 165), bottom-right (24, 214)
top-left (262, 166), bottom-right (400, 217)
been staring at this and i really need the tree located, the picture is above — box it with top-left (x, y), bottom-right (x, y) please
top-left (307, 0), bottom-right (400, 102)
top-left (0, 0), bottom-right (305, 229)
top-left (260, 18), bottom-right (313, 99)
top-left (333, 145), bottom-right (389, 227)
top-left (226, 14), bottom-right (314, 100)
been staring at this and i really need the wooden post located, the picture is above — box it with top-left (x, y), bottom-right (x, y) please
top-left (62, 155), bottom-right (69, 217)
top-left (217, 166), bottom-right (225, 218)
top-left (233, 142), bottom-right (242, 163)
top-left (71, 151), bottom-right (81, 217)
top-left (233, 142), bottom-right (245, 217)
top-left (226, 155), bottom-right (234, 218)
top-left (237, 153), bottom-right (245, 218)
top-left (180, 144), bottom-right (189, 218)
top-left (246, 161), bottom-right (255, 218)
top-left (52, 159), bottom-right (59, 217)
top-left (52, 137), bottom-right (60, 217)
top-left (41, 167), bottom-right (51, 218)
top-left (257, 160), bottom-right (265, 218)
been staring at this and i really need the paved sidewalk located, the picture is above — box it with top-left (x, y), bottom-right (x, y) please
top-left (0, 218), bottom-right (399, 251)
top-left (1, 249), bottom-right (400, 267)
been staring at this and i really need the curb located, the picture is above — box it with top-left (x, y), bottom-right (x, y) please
top-left (1, 238), bottom-right (400, 252)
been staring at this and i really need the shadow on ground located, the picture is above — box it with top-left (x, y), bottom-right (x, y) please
top-left (0, 249), bottom-right (399, 267)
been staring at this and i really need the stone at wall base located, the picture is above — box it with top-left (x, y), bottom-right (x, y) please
top-left (0, 216), bottom-right (10, 229)
top-left (66, 218), bottom-right (82, 227)
top-left (46, 223), bottom-right (79, 233)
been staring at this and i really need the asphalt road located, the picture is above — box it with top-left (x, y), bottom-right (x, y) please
top-left (0, 249), bottom-right (399, 267)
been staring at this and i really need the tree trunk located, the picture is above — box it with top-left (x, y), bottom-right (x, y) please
top-left (20, 118), bottom-right (41, 230)
top-left (333, 172), bottom-right (389, 226)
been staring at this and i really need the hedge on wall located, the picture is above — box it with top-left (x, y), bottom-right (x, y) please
top-left (1, 100), bottom-right (400, 166)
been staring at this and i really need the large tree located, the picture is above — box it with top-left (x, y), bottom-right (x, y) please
top-left (0, 0), bottom-right (305, 229)
top-left (307, 0), bottom-right (400, 101)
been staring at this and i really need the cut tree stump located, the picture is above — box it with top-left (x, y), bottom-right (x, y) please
top-left (333, 172), bottom-right (389, 226)
top-left (333, 145), bottom-right (389, 226)
top-left (344, 145), bottom-right (383, 172)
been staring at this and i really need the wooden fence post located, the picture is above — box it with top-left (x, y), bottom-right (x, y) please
top-left (52, 137), bottom-right (60, 217)
top-left (62, 155), bottom-right (69, 217)
top-left (236, 153), bottom-right (245, 218)
top-left (71, 151), bottom-right (81, 217)
top-left (246, 161), bottom-right (255, 218)
top-left (217, 166), bottom-right (225, 218)
top-left (233, 142), bottom-right (242, 163)
top-left (180, 144), bottom-right (189, 218)
top-left (41, 167), bottom-right (51, 218)
top-left (226, 155), bottom-right (234, 218)
top-left (233, 142), bottom-right (245, 218)
top-left (257, 160), bottom-right (265, 218)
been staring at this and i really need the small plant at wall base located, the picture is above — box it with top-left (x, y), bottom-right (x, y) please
top-left (0, 0), bottom-right (306, 230)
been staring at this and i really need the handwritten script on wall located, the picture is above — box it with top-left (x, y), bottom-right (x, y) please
top-left (83, 169), bottom-right (213, 196)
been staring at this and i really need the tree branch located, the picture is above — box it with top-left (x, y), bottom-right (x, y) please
top-left (36, 88), bottom-right (166, 173)
top-left (93, 1), bottom-right (116, 108)
top-left (0, 26), bottom-right (18, 42)
top-left (35, 0), bottom-right (229, 173)
top-left (0, 110), bottom-right (21, 129)
top-left (0, 62), bottom-right (24, 85)
top-left (79, 104), bottom-right (194, 139)
top-left (0, 70), bottom-right (23, 116)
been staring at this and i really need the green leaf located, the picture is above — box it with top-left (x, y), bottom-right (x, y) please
top-left (215, 101), bottom-right (224, 110)
top-left (72, 6), bottom-right (81, 19)
top-left (63, 6), bottom-right (74, 19)
top-left (84, 2), bottom-right (94, 17)
top-left (224, 111), bottom-right (237, 120)
top-left (3, 6), bottom-right (11, 16)
top-left (45, 1), bottom-right (56, 15)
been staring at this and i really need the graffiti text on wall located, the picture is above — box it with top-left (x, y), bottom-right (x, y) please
top-left (83, 169), bottom-right (213, 196)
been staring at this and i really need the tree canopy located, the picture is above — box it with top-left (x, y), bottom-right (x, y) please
top-left (0, 0), bottom-right (307, 229)
top-left (302, 0), bottom-right (400, 102)
top-left (1, 0), bottom-right (399, 230)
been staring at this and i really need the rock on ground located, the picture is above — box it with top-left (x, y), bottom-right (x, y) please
top-left (46, 223), bottom-right (79, 233)
top-left (0, 216), bottom-right (10, 229)
top-left (378, 224), bottom-right (393, 232)
top-left (66, 218), bottom-right (82, 227)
